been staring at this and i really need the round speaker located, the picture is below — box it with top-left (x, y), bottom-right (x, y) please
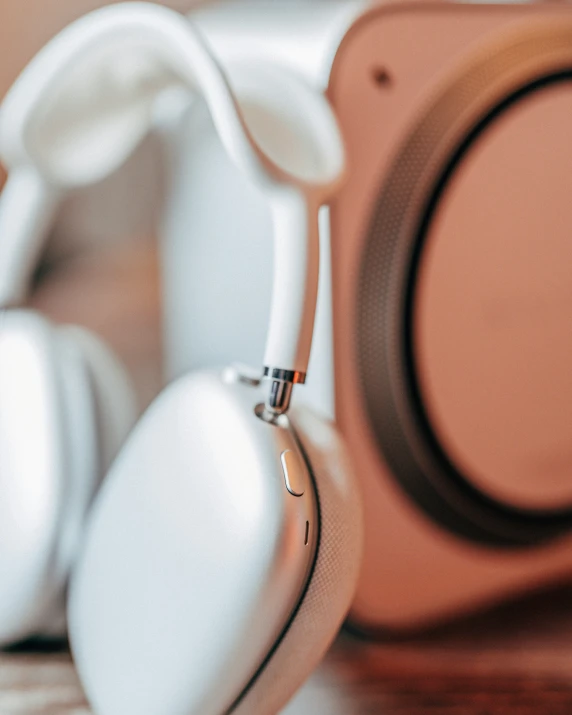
top-left (358, 22), bottom-right (572, 547)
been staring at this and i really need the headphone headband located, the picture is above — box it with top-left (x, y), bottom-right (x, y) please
top-left (0, 3), bottom-right (345, 413)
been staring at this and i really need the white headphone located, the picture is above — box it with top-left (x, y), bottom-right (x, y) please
top-left (0, 4), bottom-right (362, 714)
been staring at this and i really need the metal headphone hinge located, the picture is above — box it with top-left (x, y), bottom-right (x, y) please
top-left (263, 367), bottom-right (306, 415)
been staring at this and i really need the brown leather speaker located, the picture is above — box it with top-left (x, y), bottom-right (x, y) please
top-left (326, 1), bottom-right (572, 632)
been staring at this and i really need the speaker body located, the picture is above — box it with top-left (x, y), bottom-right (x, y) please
top-left (159, 0), bottom-right (572, 632)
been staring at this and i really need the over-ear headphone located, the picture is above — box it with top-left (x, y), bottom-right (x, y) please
top-left (0, 4), bottom-right (363, 713)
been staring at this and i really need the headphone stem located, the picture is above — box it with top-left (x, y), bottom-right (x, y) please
top-left (264, 367), bottom-right (306, 415)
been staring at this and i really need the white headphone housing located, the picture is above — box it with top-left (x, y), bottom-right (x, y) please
top-left (0, 4), bottom-right (362, 713)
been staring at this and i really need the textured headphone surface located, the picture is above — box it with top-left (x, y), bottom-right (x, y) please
top-left (232, 403), bottom-right (363, 715)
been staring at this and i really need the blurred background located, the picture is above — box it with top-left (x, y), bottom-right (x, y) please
top-left (0, 0), bottom-right (197, 96)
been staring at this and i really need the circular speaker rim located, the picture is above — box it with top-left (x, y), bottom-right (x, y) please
top-left (357, 22), bottom-right (572, 547)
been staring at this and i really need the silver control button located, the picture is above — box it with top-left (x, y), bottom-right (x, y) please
top-left (280, 449), bottom-right (305, 497)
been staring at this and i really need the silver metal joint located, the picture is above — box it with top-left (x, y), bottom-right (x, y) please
top-left (263, 366), bottom-right (306, 415)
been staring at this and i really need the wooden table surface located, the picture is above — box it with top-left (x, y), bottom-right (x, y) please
top-left (4, 583), bottom-right (572, 714)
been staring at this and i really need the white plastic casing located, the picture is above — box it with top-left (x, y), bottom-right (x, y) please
top-left (69, 371), bottom-right (362, 715)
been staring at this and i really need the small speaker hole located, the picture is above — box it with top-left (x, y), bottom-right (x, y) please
top-left (304, 521), bottom-right (310, 546)
top-left (372, 67), bottom-right (392, 88)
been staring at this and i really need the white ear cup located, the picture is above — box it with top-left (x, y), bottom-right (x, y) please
top-left (0, 310), bottom-right (97, 644)
top-left (68, 371), bottom-right (344, 715)
top-left (233, 404), bottom-right (363, 714)
top-left (60, 326), bottom-right (137, 474)
top-left (0, 311), bottom-right (136, 645)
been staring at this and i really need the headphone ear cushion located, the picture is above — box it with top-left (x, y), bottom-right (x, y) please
top-left (0, 314), bottom-right (137, 646)
top-left (59, 326), bottom-right (137, 476)
top-left (0, 310), bottom-right (98, 644)
top-left (232, 405), bottom-right (363, 715)
top-left (23, 325), bottom-right (137, 643)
